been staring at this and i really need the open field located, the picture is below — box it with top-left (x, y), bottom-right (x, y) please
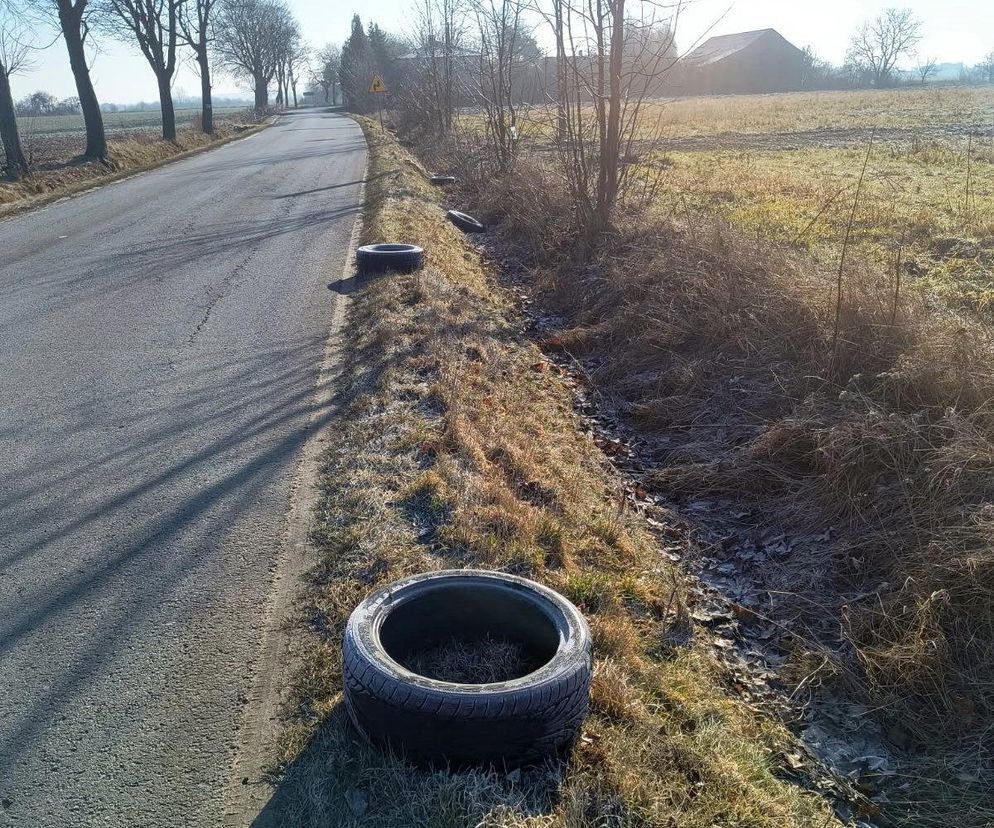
top-left (502, 87), bottom-right (994, 314)
top-left (15, 106), bottom-right (251, 138)
top-left (5, 107), bottom-right (257, 169)
top-left (654, 140), bottom-right (994, 312)
top-left (637, 86), bottom-right (994, 137)
top-left (508, 86), bottom-right (994, 142)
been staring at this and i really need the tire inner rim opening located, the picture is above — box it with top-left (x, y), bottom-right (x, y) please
top-left (379, 582), bottom-right (562, 685)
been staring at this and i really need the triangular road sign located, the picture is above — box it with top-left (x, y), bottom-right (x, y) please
top-left (369, 74), bottom-right (387, 94)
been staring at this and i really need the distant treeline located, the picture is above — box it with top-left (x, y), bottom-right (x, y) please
top-left (12, 90), bottom-right (257, 118)
top-left (100, 96), bottom-right (256, 113)
top-left (15, 92), bottom-right (82, 117)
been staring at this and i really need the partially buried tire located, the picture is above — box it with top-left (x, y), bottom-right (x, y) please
top-left (446, 209), bottom-right (485, 234)
top-left (356, 243), bottom-right (425, 276)
top-left (343, 569), bottom-right (592, 768)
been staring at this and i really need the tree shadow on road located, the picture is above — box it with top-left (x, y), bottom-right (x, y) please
top-left (0, 333), bottom-right (352, 801)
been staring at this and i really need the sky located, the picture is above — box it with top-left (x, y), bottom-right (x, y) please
top-left (7, 0), bottom-right (994, 105)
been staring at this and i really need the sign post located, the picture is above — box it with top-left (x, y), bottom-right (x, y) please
top-left (369, 73), bottom-right (388, 132)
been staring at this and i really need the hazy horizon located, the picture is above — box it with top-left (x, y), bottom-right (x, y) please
top-left (8, 0), bottom-right (994, 106)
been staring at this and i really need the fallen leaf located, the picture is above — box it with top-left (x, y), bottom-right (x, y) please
top-left (783, 752), bottom-right (805, 771)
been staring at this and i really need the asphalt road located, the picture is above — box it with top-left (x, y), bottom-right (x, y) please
top-left (0, 110), bottom-right (366, 826)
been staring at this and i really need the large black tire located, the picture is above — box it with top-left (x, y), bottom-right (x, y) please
top-left (343, 570), bottom-right (592, 768)
top-left (430, 174), bottom-right (457, 186)
top-left (356, 243), bottom-right (425, 276)
top-left (446, 210), bottom-right (485, 234)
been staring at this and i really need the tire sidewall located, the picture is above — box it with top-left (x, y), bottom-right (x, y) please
top-left (446, 210), bottom-right (485, 233)
top-left (342, 570), bottom-right (592, 765)
top-left (356, 244), bottom-right (424, 275)
top-left (347, 570), bottom-right (589, 699)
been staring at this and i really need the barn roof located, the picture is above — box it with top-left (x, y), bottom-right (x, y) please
top-left (684, 29), bottom-right (798, 66)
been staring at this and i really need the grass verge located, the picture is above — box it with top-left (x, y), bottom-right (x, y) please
top-left (0, 118), bottom-right (272, 219)
top-left (261, 120), bottom-right (842, 827)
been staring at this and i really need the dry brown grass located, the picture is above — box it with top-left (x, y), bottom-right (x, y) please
top-left (263, 121), bottom-right (841, 827)
top-left (434, 128), bottom-right (994, 824)
top-left (405, 635), bottom-right (534, 683)
top-left (646, 143), bottom-right (994, 314)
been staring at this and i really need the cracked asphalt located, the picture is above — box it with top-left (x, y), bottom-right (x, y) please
top-left (0, 109), bottom-right (366, 827)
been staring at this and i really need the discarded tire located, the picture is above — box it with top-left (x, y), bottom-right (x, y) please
top-left (356, 243), bottom-right (425, 276)
top-left (446, 209), bottom-right (485, 234)
top-left (430, 174), bottom-right (457, 186)
top-left (343, 569), bottom-right (592, 768)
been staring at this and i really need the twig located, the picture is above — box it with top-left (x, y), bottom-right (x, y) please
top-left (891, 228), bottom-right (905, 327)
top-left (831, 127), bottom-right (875, 361)
top-left (964, 132), bottom-right (973, 227)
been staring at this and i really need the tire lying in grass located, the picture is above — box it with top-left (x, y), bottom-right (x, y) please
top-left (343, 569), bottom-right (592, 768)
top-left (356, 243), bottom-right (425, 276)
top-left (445, 209), bottom-right (485, 234)
top-left (429, 174), bottom-right (456, 186)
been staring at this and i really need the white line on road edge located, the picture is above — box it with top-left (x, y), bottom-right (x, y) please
top-left (223, 133), bottom-right (369, 828)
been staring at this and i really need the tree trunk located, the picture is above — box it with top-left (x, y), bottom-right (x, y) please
top-left (290, 75), bottom-right (297, 108)
top-left (254, 77), bottom-right (268, 112)
top-left (0, 68), bottom-right (28, 180)
top-left (597, 0), bottom-right (624, 231)
top-left (198, 49), bottom-right (213, 134)
top-left (156, 72), bottom-right (177, 141)
top-left (60, 8), bottom-right (107, 160)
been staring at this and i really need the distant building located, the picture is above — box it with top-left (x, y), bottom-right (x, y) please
top-left (682, 29), bottom-right (805, 95)
top-left (394, 44), bottom-right (480, 64)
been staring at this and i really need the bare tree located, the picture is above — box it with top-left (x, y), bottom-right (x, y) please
top-left (915, 54), bottom-right (937, 85)
top-left (470, 0), bottom-right (527, 171)
top-left (978, 49), bottom-right (994, 85)
top-left (272, 18), bottom-right (300, 107)
top-left (102, 0), bottom-right (182, 140)
top-left (0, 0), bottom-right (31, 178)
top-left (213, 0), bottom-right (295, 112)
top-left (311, 43), bottom-right (338, 104)
top-left (178, 0), bottom-right (217, 133)
top-left (539, 0), bottom-right (681, 235)
top-left (409, 0), bottom-right (465, 134)
top-left (286, 37), bottom-right (306, 107)
top-left (846, 7), bottom-right (922, 87)
top-left (27, 0), bottom-right (107, 158)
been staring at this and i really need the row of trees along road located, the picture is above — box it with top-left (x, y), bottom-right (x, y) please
top-left (0, 0), bottom-right (300, 181)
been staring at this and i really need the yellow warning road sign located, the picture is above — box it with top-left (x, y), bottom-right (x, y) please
top-left (369, 74), bottom-right (387, 94)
